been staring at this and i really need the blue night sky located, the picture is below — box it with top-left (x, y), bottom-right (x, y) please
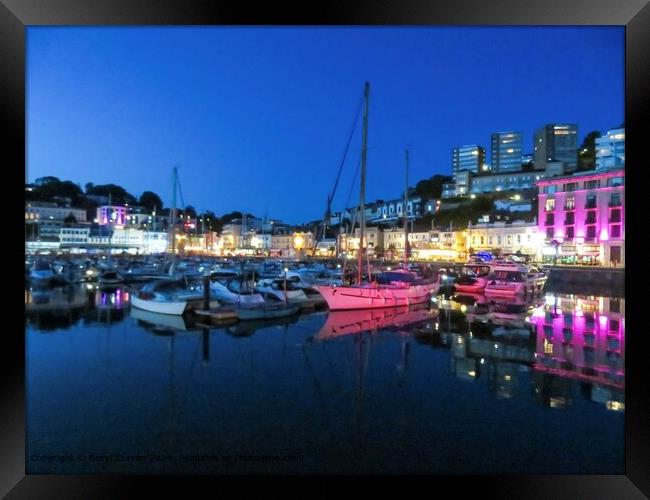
top-left (27, 27), bottom-right (623, 223)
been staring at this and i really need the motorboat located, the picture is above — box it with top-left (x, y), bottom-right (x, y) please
top-left (484, 262), bottom-right (548, 297)
top-left (484, 263), bottom-right (532, 297)
top-left (453, 264), bottom-right (492, 293)
top-left (29, 260), bottom-right (56, 285)
top-left (131, 279), bottom-right (219, 315)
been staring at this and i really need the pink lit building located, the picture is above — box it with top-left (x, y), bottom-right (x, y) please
top-left (96, 205), bottom-right (128, 226)
top-left (536, 168), bottom-right (624, 266)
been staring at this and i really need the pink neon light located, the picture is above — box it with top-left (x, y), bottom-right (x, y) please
top-left (600, 228), bottom-right (609, 241)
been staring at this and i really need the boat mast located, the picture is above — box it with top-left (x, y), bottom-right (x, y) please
top-left (357, 82), bottom-right (370, 286)
top-left (403, 149), bottom-right (409, 270)
top-left (169, 167), bottom-right (177, 277)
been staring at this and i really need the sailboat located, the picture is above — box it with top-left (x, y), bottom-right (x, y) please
top-left (131, 167), bottom-right (218, 315)
top-left (315, 83), bottom-right (440, 310)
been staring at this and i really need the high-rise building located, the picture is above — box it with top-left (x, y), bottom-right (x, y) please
top-left (452, 145), bottom-right (486, 179)
top-left (595, 128), bottom-right (625, 169)
top-left (491, 131), bottom-right (523, 172)
top-left (533, 124), bottom-right (578, 173)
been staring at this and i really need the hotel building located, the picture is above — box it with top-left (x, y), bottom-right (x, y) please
top-left (536, 168), bottom-right (624, 266)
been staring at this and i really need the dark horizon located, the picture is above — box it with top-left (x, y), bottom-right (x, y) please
top-left (27, 26), bottom-right (624, 223)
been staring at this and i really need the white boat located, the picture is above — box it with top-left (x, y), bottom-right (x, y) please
top-left (130, 278), bottom-right (219, 316)
top-left (205, 276), bottom-right (266, 306)
top-left (484, 262), bottom-right (549, 297)
top-left (255, 278), bottom-right (311, 304)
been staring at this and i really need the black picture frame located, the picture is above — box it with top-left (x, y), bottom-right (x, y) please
top-left (5, 0), bottom-right (647, 497)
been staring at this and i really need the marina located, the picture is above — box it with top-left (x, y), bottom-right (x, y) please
top-left (20, 25), bottom-right (629, 482)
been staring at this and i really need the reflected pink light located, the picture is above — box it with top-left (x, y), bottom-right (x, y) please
top-left (600, 228), bottom-right (609, 241)
top-left (599, 315), bottom-right (608, 328)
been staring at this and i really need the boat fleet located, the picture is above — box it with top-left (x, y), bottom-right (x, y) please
top-left (25, 82), bottom-right (548, 326)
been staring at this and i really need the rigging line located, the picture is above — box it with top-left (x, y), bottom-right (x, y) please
top-left (314, 93), bottom-right (364, 248)
top-left (176, 167), bottom-right (186, 210)
top-left (329, 94), bottom-right (364, 209)
top-left (343, 153), bottom-right (363, 214)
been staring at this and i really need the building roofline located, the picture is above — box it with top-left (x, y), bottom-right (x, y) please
top-left (536, 167), bottom-right (624, 186)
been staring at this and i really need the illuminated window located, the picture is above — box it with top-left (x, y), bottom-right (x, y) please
top-left (565, 197), bottom-right (575, 210)
top-left (545, 199), bottom-right (555, 212)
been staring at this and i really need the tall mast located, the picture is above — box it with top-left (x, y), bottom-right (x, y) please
top-left (403, 149), bottom-right (409, 270)
top-left (169, 166), bottom-right (177, 277)
top-left (357, 82), bottom-right (370, 285)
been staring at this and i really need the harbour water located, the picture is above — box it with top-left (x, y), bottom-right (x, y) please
top-left (26, 284), bottom-right (624, 474)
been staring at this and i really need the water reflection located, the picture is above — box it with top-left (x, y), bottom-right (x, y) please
top-left (25, 284), bottom-right (131, 330)
top-left (26, 286), bottom-right (624, 474)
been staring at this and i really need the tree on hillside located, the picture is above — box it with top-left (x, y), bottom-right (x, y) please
top-left (577, 131), bottom-right (601, 171)
top-left (35, 176), bottom-right (60, 186)
top-left (26, 179), bottom-right (83, 205)
top-left (139, 191), bottom-right (163, 211)
top-left (86, 184), bottom-right (137, 205)
top-left (183, 205), bottom-right (198, 219)
top-left (413, 174), bottom-right (453, 201)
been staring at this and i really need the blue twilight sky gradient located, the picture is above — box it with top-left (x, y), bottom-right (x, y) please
top-left (27, 27), bottom-right (624, 224)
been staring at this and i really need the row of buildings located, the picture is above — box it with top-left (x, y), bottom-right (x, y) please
top-left (25, 166), bottom-right (625, 266)
top-left (332, 167), bottom-right (624, 266)
top-left (442, 125), bottom-right (625, 198)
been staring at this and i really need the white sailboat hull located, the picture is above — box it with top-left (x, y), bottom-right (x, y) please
top-left (130, 294), bottom-right (188, 315)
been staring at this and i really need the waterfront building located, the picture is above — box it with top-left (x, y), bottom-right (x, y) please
top-left (97, 205), bottom-right (128, 226)
top-left (59, 226), bottom-right (90, 247)
top-left (368, 196), bottom-right (423, 222)
top-left (468, 171), bottom-right (542, 196)
top-left (533, 124), bottom-right (578, 173)
top-left (465, 221), bottom-right (544, 258)
top-left (314, 238), bottom-right (337, 256)
top-left (595, 128), bottom-right (625, 169)
top-left (536, 168), bottom-right (624, 266)
top-left (491, 131), bottom-right (523, 173)
top-left (452, 145), bottom-right (487, 180)
top-left (25, 202), bottom-right (87, 223)
top-left (337, 226), bottom-right (382, 257)
top-left (441, 170), bottom-right (543, 198)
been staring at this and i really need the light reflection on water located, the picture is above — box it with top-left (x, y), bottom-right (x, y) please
top-left (25, 285), bottom-right (624, 474)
